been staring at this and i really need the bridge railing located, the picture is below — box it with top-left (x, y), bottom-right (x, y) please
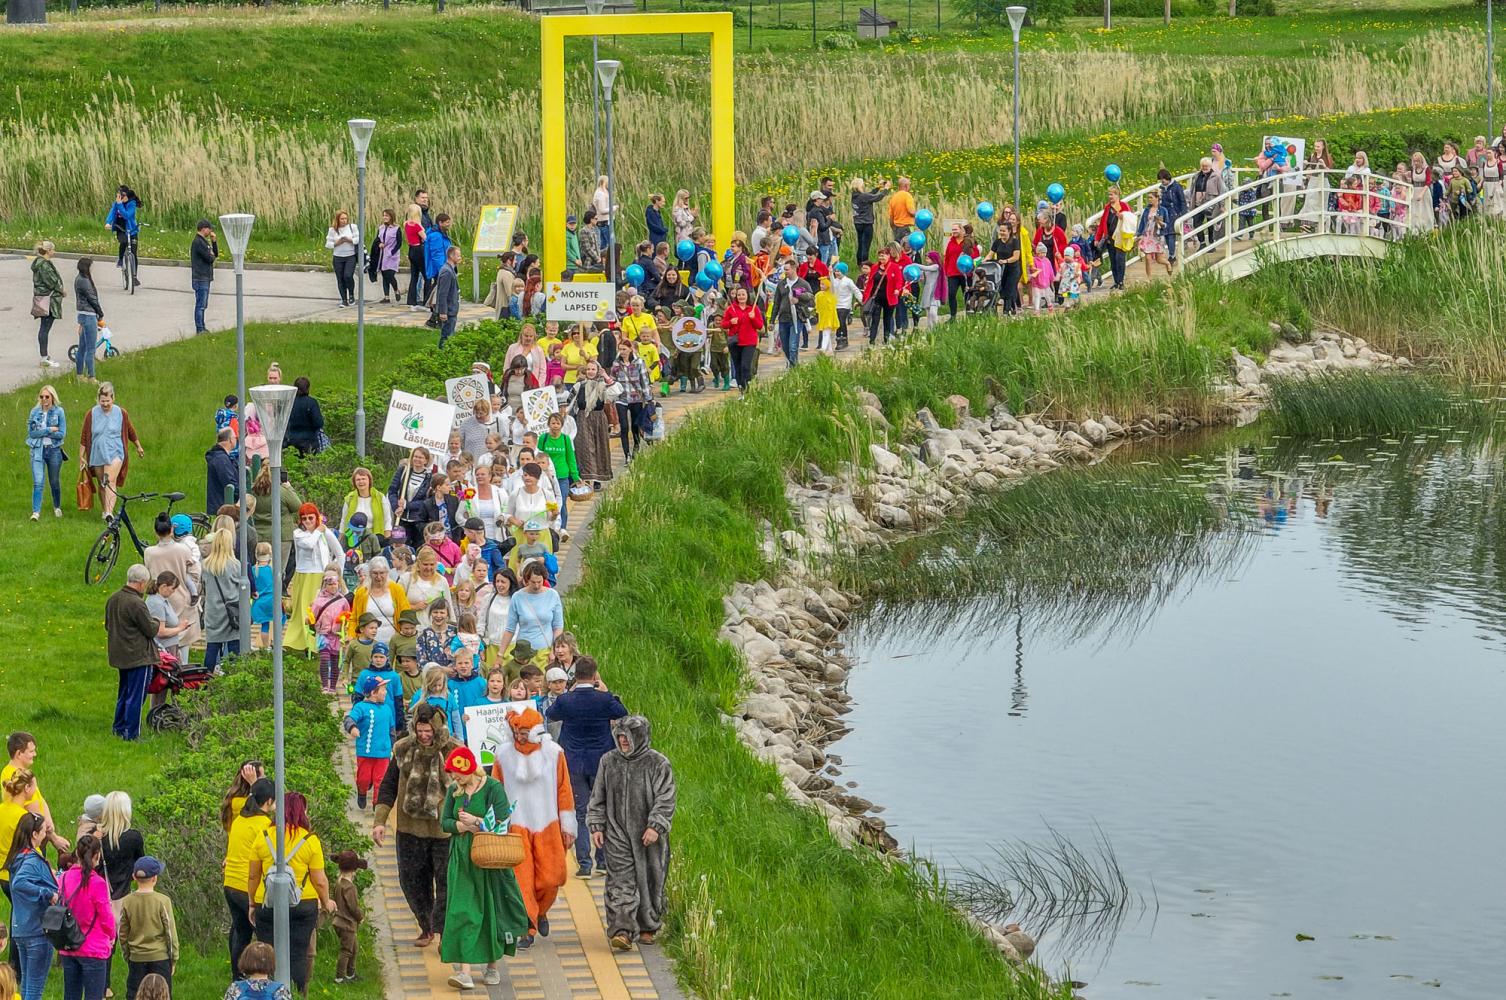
top-left (1176, 167), bottom-right (1418, 269)
top-left (1077, 167), bottom-right (1258, 270)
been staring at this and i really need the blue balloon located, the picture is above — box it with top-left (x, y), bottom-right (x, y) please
top-left (906, 230), bottom-right (926, 252)
top-left (915, 209), bottom-right (934, 231)
top-left (1046, 183), bottom-right (1066, 204)
top-left (1104, 163), bottom-right (1122, 183)
top-left (781, 225), bottom-right (800, 246)
top-left (694, 272), bottom-right (715, 291)
top-left (957, 254), bottom-right (975, 274)
top-left (624, 263), bottom-right (645, 286)
top-left (703, 260), bottom-right (724, 282)
top-left (675, 239), bottom-right (696, 261)
top-left (903, 263), bottom-right (922, 283)
top-left (834, 261), bottom-right (849, 275)
top-left (977, 201), bottom-right (995, 222)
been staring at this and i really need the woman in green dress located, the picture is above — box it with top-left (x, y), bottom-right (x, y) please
top-left (440, 746), bottom-right (530, 991)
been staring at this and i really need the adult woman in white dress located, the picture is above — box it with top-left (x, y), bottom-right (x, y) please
top-left (1407, 152), bottom-right (1435, 235)
top-left (1298, 139), bottom-right (1334, 231)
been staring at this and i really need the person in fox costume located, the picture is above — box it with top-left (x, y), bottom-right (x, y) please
top-left (487, 706), bottom-right (574, 948)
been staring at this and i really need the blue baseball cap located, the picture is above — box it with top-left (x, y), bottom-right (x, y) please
top-left (371, 642), bottom-right (390, 658)
top-left (170, 514), bottom-right (193, 537)
top-left (359, 675), bottom-right (388, 695)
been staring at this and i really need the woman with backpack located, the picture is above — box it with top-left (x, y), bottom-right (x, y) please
top-left (58, 834), bottom-right (118, 1000)
top-left (30, 241), bottom-right (64, 370)
top-left (245, 792), bottom-right (335, 995)
top-left (6, 813), bottom-right (59, 1000)
top-left (375, 208), bottom-right (403, 304)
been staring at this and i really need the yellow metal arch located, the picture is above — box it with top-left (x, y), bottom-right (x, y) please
top-left (540, 12), bottom-right (735, 280)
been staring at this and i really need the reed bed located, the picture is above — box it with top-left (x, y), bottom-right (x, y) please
top-left (1265, 369), bottom-right (1488, 437)
top-left (1250, 221), bottom-right (1506, 380)
top-left (0, 27), bottom-right (1486, 244)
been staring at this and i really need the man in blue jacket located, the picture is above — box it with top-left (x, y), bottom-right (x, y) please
top-left (1157, 168), bottom-right (1188, 264)
top-left (545, 656), bottom-right (627, 877)
top-left (424, 213), bottom-right (454, 286)
top-left (205, 427), bottom-right (238, 516)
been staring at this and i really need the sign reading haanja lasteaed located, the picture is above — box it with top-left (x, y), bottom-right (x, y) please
top-left (544, 281), bottom-right (614, 322)
top-left (381, 389), bottom-right (456, 454)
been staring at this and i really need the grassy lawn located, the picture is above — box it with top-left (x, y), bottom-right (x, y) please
top-left (0, 322), bottom-right (413, 999)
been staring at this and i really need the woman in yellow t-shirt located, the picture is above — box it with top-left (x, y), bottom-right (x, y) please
top-left (0, 770), bottom-right (36, 884)
top-left (560, 324), bottom-right (598, 385)
top-left (246, 791), bottom-right (334, 995)
top-left (219, 760), bottom-right (266, 833)
top-left (223, 779), bottom-right (275, 975)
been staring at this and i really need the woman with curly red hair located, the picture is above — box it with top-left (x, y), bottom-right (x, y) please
top-left (285, 503), bottom-right (341, 654)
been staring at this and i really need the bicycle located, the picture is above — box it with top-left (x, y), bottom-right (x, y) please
top-left (121, 232), bottom-right (138, 295)
top-left (66, 324), bottom-right (119, 365)
top-left (84, 490), bottom-right (210, 586)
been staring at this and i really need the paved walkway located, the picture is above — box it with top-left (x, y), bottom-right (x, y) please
top-left (0, 254), bottom-right (490, 393)
top-left (335, 354), bottom-right (808, 1000)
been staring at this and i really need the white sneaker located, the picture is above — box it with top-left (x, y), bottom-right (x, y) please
top-left (29, 512), bottom-right (39, 522)
top-left (446, 970), bottom-right (474, 990)
top-left (54, 508), bottom-right (62, 518)
top-left (483, 966), bottom-right (501, 985)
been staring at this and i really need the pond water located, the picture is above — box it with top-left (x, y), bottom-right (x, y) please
top-left (840, 430), bottom-right (1506, 998)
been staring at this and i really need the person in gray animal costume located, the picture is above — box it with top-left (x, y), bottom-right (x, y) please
top-left (587, 715), bottom-right (677, 950)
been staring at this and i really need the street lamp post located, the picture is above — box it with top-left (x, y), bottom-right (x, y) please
top-left (248, 382), bottom-right (297, 987)
top-left (1007, 6), bottom-right (1027, 213)
top-left (596, 59), bottom-right (622, 279)
top-left (587, 0), bottom-right (605, 186)
top-left (218, 212), bottom-right (256, 657)
top-left (348, 118), bottom-right (376, 458)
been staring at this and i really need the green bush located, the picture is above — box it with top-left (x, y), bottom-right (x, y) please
top-left (821, 31), bottom-right (858, 50)
top-left (1324, 129), bottom-right (1463, 172)
top-left (137, 652), bottom-right (367, 951)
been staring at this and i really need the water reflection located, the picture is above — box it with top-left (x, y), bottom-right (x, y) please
top-left (838, 421), bottom-right (1506, 997)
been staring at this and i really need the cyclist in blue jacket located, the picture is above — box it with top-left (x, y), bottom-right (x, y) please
top-left (104, 185), bottom-right (141, 278)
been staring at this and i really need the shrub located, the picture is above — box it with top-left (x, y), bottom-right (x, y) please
top-left (136, 652), bottom-right (365, 951)
top-left (821, 32), bottom-right (858, 50)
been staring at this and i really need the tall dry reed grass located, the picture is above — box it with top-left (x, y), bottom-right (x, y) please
top-left (0, 28), bottom-right (1487, 239)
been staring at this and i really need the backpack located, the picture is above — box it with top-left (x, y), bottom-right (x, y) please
top-left (260, 831), bottom-right (311, 906)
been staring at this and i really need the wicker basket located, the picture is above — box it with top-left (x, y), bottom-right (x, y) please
top-left (470, 831), bottom-right (525, 869)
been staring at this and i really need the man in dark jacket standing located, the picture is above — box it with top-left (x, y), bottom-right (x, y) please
top-left (545, 656), bottom-right (626, 877)
top-left (205, 427), bottom-right (238, 516)
top-left (191, 219), bottom-right (218, 334)
top-left (435, 246), bottom-right (461, 348)
top-left (1157, 168), bottom-right (1188, 264)
top-left (106, 564), bottom-right (172, 740)
top-left (770, 260), bottom-right (812, 368)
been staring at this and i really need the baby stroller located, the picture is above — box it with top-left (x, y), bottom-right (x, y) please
top-left (145, 649), bottom-right (214, 732)
top-left (966, 261), bottom-right (1002, 315)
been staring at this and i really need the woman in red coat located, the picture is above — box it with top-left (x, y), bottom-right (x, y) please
top-left (862, 246), bottom-right (904, 345)
top-left (942, 224), bottom-right (967, 320)
top-left (721, 286), bottom-right (765, 397)
top-left (1092, 185), bottom-right (1134, 290)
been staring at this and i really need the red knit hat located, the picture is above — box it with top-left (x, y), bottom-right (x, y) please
top-left (443, 746), bottom-right (478, 775)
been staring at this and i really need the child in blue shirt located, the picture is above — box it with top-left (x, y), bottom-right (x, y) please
top-left (355, 642), bottom-right (406, 737)
top-left (343, 677), bottom-right (394, 810)
top-left (446, 657), bottom-right (488, 741)
top-left (249, 542), bottom-right (276, 649)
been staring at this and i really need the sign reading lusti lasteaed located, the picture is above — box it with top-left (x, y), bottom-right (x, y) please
top-left (545, 281), bottom-right (614, 322)
top-left (381, 390), bottom-right (455, 454)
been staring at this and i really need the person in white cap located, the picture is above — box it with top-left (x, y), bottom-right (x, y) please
top-left (541, 668), bottom-right (569, 740)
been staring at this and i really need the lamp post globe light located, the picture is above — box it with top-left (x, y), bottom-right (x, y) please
top-left (1007, 6), bottom-right (1027, 214)
top-left (348, 118), bottom-right (376, 458)
top-left (218, 212), bottom-right (256, 657)
top-left (596, 59), bottom-right (622, 278)
top-left (247, 382), bottom-right (297, 987)
top-left (586, 0), bottom-right (606, 185)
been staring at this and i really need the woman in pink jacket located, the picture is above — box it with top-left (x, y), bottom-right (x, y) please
top-left (59, 834), bottom-right (118, 1000)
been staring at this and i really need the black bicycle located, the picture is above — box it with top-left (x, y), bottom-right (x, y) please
top-left (84, 490), bottom-right (210, 586)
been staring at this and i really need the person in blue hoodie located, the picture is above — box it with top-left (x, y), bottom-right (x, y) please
top-left (345, 676), bottom-right (395, 810)
top-left (7, 812), bottom-right (60, 1000)
top-left (424, 214), bottom-right (454, 290)
top-left (355, 642), bottom-right (406, 737)
top-left (445, 655), bottom-right (487, 741)
top-left (104, 185), bottom-right (141, 280)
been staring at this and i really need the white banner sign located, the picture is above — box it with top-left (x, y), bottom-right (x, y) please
top-left (521, 387), bottom-right (557, 433)
top-left (445, 375), bottom-right (491, 427)
top-left (545, 280), bottom-right (614, 322)
top-left (381, 390), bottom-right (455, 454)
top-left (464, 700), bottom-right (538, 769)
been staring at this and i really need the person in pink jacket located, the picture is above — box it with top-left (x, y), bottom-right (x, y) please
top-left (59, 834), bottom-right (118, 1000)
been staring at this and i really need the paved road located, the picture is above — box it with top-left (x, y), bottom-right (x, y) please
top-left (1, 254), bottom-right (340, 392)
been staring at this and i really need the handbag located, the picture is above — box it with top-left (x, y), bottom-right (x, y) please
top-left (76, 467), bottom-right (96, 511)
top-left (31, 294), bottom-right (52, 319)
top-left (42, 875), bottom-right (93, 951)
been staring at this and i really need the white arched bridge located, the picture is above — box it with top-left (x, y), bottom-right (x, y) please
top-left (1081, 166), bottom-right (1427, 281)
